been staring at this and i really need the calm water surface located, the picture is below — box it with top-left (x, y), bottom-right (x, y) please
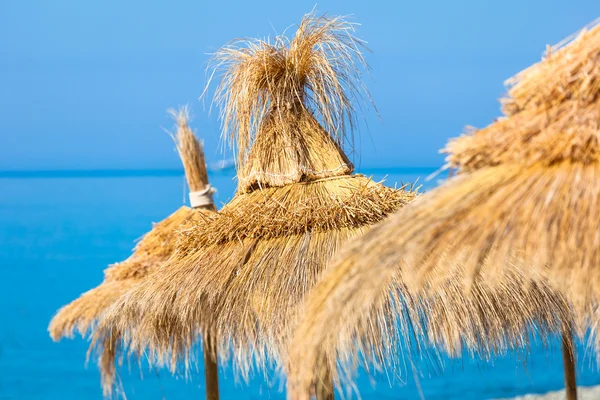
top-left (1, 167), bottom-right (599, 399)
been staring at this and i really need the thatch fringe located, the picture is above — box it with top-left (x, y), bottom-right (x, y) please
top-left (503, 18), bottom-right (600, 116)
top-left (179, 175), bottom-right (414, 247)
top-left (48, 206), bottom-right (199, 341)
top-left (49, 280), bottom-right (138, 341)
top-left (206, 11), bottom-right (372, 191)
top-left (392, 163), bottom-right (600, 316)
top-left (446, 19), bottom-right (600, 171)
top-left (49, 205), bottom-right (205, 396)
top-left (96, 176), bottom-right (417, 379)
top-left (447, 97), bottom-right (600, 171)
top-left (49, 108), bottom-right (214, 396)
top-left (287, 166), bottom-right (573, 399)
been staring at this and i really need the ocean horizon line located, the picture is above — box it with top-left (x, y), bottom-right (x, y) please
top-left (0, 166), bottom-right (441, 179)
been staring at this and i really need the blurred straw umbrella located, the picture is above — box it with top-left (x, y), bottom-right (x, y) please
top-left (287, 18), bottom-right (600, 400)
top-left (48, 108), bottom-right (220, 399)
top-left (95, 12), bottom-right (416, 399)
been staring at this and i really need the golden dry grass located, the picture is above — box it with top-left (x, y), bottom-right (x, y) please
top-left (286, 18), bottom-right (600, 399)
top-left (447, 19), bottom-right (600, 171)
top-left (48, 108), bottom-right (214, 396)
top-left (169, 106), bottom-right (212, 194)
top-left (95, 11), bottom-right (407, 393)
top-left (440, 18), bottom-right (600, 310)
top-left (49, 278), bottom-right (140, 341)
top-left (97, 176), bottom-right (416, 379)
top-left (48, 206), bottom-right (205, 341)
top-left (503, 18), bottom-right (600, 116)
top-left (287, 167), bottom-right (573, 398)
top-left (238, 109), bottom-right (353, 192)
top-left (206, 11), bottom-right (372, 192)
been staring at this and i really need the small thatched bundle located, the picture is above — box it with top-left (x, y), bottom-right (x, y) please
top-left (285, 18), bottom-right (600, 400)
top-left (48, 108), bottom-right (215, 395)
top-left (95, 12), bottom-right (416, 390)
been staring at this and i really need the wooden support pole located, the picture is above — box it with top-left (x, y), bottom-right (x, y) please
top-left (561, 321), bottom-right (577, 400)
top-left (203, 334), bottom-right (220, 400)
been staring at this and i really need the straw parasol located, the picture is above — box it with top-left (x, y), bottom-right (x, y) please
top-left (94, 12), bottom-right (416, 398)
top-left (286, 18), bottom-right (600, 400)
top-left (48, 107), bottom-right (218, 397)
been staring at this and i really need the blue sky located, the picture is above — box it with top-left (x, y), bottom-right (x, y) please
top-left (0, 0), bottom-right (597, 170)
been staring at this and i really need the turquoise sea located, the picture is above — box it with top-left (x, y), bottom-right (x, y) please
top-left (1, 166), bottom-right (599, 400)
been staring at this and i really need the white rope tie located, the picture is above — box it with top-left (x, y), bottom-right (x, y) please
top-left (189, 185), bottom-right (216, 208)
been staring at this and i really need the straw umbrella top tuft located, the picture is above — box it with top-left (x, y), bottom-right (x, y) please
top-left (210, 15), bottom-right (368, 192)
top-left (285, 18), bottom-right (600, 400)
top-left (96, 12), bottom-right (416, 386)
top-left (48, 108), bottom-right (216, 395)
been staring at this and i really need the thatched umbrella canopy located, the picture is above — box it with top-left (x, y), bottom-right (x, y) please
top-left (286, 18), bottom-right (600, 400)
top-left (48, 108), bottom-right (217, 396)
top-left (95, 12), bottom-right (416, 397)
